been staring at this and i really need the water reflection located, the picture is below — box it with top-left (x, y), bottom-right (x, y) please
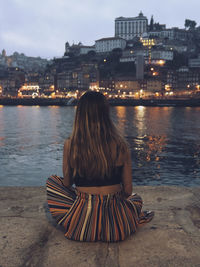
top-left (0, 107), bottom-right (5, 147)
top-left (134, 106), bottom-right (146, 136)
top-left (0, 106), bottom-right (200, 186)
top-left (112, 106), bottom-right (200, 186)
top-left (114, 106), bottom-right (126, 136)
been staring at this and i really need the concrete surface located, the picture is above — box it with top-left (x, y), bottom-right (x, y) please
top-left (0, 186), bottom-right (200, 267)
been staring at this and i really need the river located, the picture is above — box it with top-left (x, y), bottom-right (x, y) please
top-left (0, 105), bottom-right (200, 186)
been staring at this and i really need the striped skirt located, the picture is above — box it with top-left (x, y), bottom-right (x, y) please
top-left (46, 175), bottom-right (154, 242)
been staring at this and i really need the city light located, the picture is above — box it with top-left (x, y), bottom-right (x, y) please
top-left (158, 60), bottom-right (165, 66)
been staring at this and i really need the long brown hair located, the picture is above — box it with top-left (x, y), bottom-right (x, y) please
top-left (69, 90), bottom-right (128, 179)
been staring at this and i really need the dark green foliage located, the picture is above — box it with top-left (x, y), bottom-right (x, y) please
top-left (185, 19), bottom-right (197, 30)
top-left (149, 15), bottom-right (154, 31)
top-left (153, 23), bottom-right (163, 31)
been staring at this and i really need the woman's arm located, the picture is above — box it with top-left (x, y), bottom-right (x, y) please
top-left (63, 139), bottom-right (72, 187)
top-left (122, 148), bottom-right (133, 197)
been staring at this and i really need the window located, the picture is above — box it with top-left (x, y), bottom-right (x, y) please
top-left (125, 22), bottom-right (127, 34)
top-left (121, 22), bottom-right (123, 33)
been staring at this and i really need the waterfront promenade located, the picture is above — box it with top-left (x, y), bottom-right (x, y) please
top-left (1, 97), bottom-right (200, 106)
top-left (0, 186), bottom-right (200, 267)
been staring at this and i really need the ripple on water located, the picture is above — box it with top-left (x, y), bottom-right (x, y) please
top-left (0, 106), bottom-right (200, 186)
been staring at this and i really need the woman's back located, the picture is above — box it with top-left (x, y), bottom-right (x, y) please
top-left (46, 91), bottom-right (154, 242)
top-left (62, 91), bottom-right (132, 193)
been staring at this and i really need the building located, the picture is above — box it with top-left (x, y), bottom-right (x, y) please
top-left (120, 49), bottom-right (136, 63)
top-left (166, 70), bottom-right (177, 91)
top-left (0, 51), bottom-right (50, 72)
top-left (56, 63), bottom-right (98, 91)
top-left (166, 67), bottom-right (200, 93)
top-left (136, 54), bottom-right (144, 80)
top-left (0, 67), bottom-right (25, 96)
top-left (98, 78), bottom-right (115, 91)
top-left (163, 42), bottom-right (187, 53)
top-left (115, 78), bottom-right (140, 93)
top-left (140, 37), bottom-right (156, 48)
top-left (151, 48), bottom-right (173, 64)
top-left (149, 28), bottom-right (191, 42)
top-left (39, 73), bottom-right (55, 93)
top-left (95, 37), bottom-right (126, 53)
top-left (189, 54), bottom-right (200, 68)
top-left (146, 79), bottom-right (163, 94)
top-left (65, 42), bottom-right (95, 56)
top-left (115, 12), bottom-right (148, 40)
top-left (18, 83), bottom-right (40, 97)
top-left (175, 67), bottom-right (200, 91)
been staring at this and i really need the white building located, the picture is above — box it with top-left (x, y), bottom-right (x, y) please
top-left (149, 28), bottom-right (189, 41)
top-left (80, 46), bottom-right (95, 55)
top-left (151, 49), bottom-right (173, 61)
top-left (120, 48), bottom-right (149, 63)
top-left (189, 54), bottom-right (200, 68)
top-left (115, 12), bottom-right (148, 40)
top-left (95, 37), bottom-right (126, 53)
top-left (65, 42), bottom-right (95, 55)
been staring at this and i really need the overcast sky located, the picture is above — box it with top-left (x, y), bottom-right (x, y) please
top-left (0, 0), bottom-right (199, 59)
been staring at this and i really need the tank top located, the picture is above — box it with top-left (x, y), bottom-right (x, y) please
top-left (73, 165), bottom-right (123, 187)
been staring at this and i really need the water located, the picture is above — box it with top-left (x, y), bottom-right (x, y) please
top-left (0, 105), bottom-right (200, 186)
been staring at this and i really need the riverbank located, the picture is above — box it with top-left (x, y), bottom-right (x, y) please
top-left (1, 97), bottom-right (200, 107)
top-left (0, 186), bottom-right (200, 267)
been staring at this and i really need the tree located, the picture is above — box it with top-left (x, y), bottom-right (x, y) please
top-left (185, 19), bottom-right (197, 30)
top-left (153, 23), bottom-right (163, 31)
top-left (149, 15), bottom-right (154, 31)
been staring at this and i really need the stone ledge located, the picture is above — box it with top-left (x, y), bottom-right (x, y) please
top-left (0, 186), bottom-right (200, 267)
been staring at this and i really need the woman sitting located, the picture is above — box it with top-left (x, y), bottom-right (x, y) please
top-left (46, 91), bottom-right (154, 242)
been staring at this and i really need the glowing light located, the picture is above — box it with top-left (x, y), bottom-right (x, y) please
top-left (165, 84), bottom-right (171, 91)
top-left (158, 60), bottom-right (165, 65)
top-left (153, 72), bottom-right (158, 76)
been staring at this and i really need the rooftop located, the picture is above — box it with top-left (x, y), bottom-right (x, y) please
top-left (115, 12), bottom-right (147, 21)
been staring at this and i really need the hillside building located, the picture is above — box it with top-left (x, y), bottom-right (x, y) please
top-left (95, 37), bottom-right (126, 53)
top-left (115, 12), bottom-right (148, 40)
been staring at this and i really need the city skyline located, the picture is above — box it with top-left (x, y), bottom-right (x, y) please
top-left (1, 0), bottom-right (200, 59)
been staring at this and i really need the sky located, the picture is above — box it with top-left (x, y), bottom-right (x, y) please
top-left (0, 0), bottom-right (199, 59)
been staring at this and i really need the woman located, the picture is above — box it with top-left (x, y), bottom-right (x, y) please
top-left (46, 91), bottom-right (154, 242)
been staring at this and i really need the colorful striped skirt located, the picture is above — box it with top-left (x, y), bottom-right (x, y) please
top-left (46, 175), bottom-right (154, 242)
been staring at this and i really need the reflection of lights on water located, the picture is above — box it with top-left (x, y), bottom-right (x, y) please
top-left (115, 106), bottom-right (126, 135)
top-left (115, 106), bottom-right (126, 119)
top-left (135, 135), bottom-right (167, 166)
top-left (135, 106), bottom-right (146, 135)
top-left (50, 105), bottom-right (59, 109)
top-left (134, 136), bottom-right (146, 147)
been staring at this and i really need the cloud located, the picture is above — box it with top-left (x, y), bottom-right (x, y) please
top-left (0, 0), bottom-right (200, 58)
top-left (1, 32), bottom-right (34, 47)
